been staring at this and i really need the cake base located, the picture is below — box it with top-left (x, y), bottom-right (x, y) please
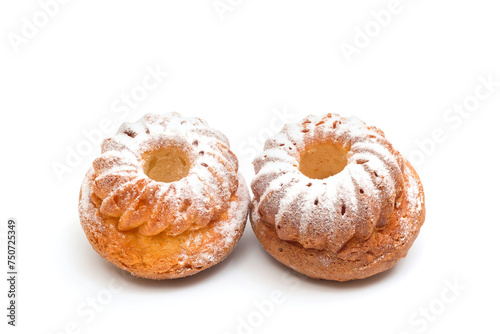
top-left (250, 160), bottom-right (425, 281)
top-left (80, 172), bottom-right (250, 280)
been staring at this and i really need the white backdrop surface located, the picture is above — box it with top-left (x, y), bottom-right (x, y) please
top-left (1, 1), bottom-right (499, 333)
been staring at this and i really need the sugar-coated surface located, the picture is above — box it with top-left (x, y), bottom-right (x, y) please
top-left (80, 169), bottom-right (250, 276)
top-left (252, 113), bottom-right (416, 252)
top-left (89, 113), bottom-right (239, 237)
top-left (78, 113), bottom-right (250, 278)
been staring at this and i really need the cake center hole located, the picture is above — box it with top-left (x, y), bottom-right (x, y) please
top-left (299, 143), bottom-right (348, 179)
top-left (142, 148), bottom-right (190, 183)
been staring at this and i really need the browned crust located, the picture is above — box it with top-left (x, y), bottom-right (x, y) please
top-left (80, 171), bottom-right (250, 280)
top-left (250, 159), bottom-right (425, 281)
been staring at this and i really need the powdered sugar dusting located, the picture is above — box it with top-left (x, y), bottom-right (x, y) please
top-left (79, 167), bottom-right (108, 235)
top-left (406, 168), bottom-right (423, 213)
top-left (79, 113), bottom-right (251, 278)
top-left (80, 170), bottom-right (250, 277)
top-left (395, 165), bottom-right (424, 241)
top-left (252, 113), bottom-right (408, 252)
top-left (186, 174), bottom-right (250, 268)
top-left (89, 112), bottom-right (239, 236)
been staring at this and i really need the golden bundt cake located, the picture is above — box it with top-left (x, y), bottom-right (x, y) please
top-left (251, 113), bottom-right (425, 281)
top-left (79, 113), bottom-right (250, 279)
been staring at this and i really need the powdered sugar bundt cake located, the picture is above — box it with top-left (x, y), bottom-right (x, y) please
top-left (79, 113), bottom-right (250, 279)
top-left (251, 113), bottom-right (425, 281)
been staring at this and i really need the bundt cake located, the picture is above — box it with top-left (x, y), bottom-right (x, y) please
top-left (250, 113), bottom-right (425, 281)
top-left (79, 113), bottom-right (250, 279)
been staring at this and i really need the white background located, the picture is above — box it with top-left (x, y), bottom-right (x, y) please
top-left (1, 1), bottom-right (499, 333)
